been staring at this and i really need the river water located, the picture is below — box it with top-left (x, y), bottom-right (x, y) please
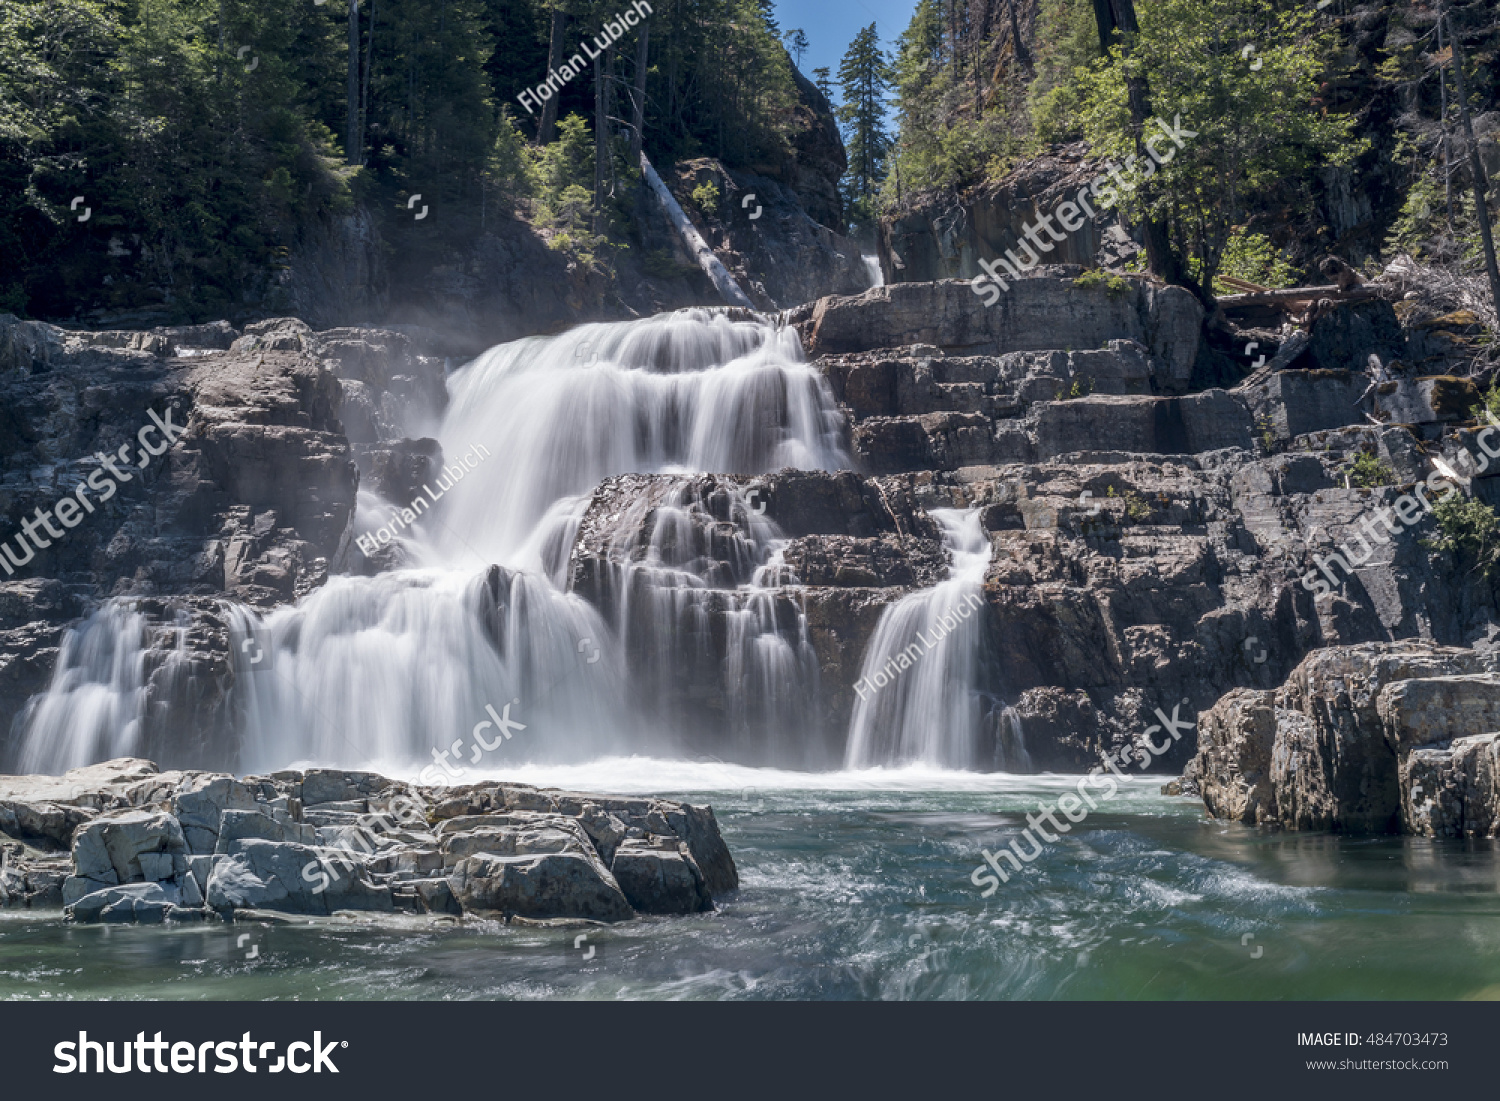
top-left (4, 761), bottom-right (1499, 1001)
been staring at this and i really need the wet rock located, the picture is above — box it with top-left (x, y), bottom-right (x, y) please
top-left (1189, 688), bottom-right (1278, 825)
top-left (206, 838), bottom-right (393, 915)
top-left (1403, 733), bottom-right (1500, 837)
top-left (4, 759), bottom-right (739, 921)
top-left (610, 839), bottom-right (713, 914)
top-left (66, 881), bottom-right (203, 924)
top-left (446, 852), bottom-right (634, 922)
top-left (0, 842), bottom-right (69, 908)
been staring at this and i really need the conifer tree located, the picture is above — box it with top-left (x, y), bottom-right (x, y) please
top-left (836, 23), bottom-right (892, 229)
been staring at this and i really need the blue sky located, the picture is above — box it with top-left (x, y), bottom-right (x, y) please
top-left (772, 0), bottom-right (918, 95)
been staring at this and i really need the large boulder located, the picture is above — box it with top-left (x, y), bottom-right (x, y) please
top-left (68, 808), bottom-right (189, 902)
top-left (206, 838), bottom-right (393, 915)
top-left (610, 840), bottom-right (713, 914)
top-left (66, 881), bottom-right (203, 924)
top-left (1188, 643), bottom-right (1500, 834)
top-left (446, 852), bottom-right (634, 922)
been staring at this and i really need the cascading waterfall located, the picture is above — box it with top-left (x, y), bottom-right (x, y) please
top-left (15, 308), bottom-right (848, 774)
top-left (585, 481), bottom-right (823, 765)
top-left (843, 509), bottom-right (994, 770)
top-left (436, 309), bottom-right (846, 563)
top-left (862, 255), bottom-right (885, 289)
top-left (14, 603), bottom-right (185, 774)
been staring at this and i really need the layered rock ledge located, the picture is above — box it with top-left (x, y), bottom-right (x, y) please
top-left (0, 758), bottom-right (736, 923)
top-left (1181, 642), bottom-right (1500, 836)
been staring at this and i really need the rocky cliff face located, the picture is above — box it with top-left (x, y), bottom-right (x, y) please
top-left (878, 144), bottom-right (1135, 285)
top-left (5, 261), bottom-right (1499, 833)
top-left (558, 271), bottom-right (1500, 790)
top-left (0, 313), bottom-right (445, 764)
top-left (663, 158), bottom-right (870, 311)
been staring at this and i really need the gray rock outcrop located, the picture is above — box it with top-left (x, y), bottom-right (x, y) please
top-left (0, 758), bottom-right (738, 923)
top-left (1184, 643), bottom-right (1500, 835)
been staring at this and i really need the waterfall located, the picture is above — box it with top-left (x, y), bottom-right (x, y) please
top-left (14, 603), bottom-right (161, 774)
top-left (14, 308), bottom-right (848, 774)
top-left (581, 480), bottom-right (823, 766)
top-left (862, 254), bottom-right (885, 289)
top-left (993, 705), bottom-right (1033, 773)
top-left (843, 509), bottom-right (993, 770)
top-left (226, 568), bottom-right (628, 774)
top-left (436, 310), bottom-right (846, 562)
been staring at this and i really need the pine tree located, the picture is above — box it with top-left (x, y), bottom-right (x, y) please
top-left (783, 28), bottom-right (808, 68)
top-left (812, 66), bottom-right (834, 103)
top-left (836, 23), bottom-right (892, 229)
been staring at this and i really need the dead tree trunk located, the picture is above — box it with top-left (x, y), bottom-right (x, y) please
top-left (639, 153), bottom-right (755, 308)
top-left (593, 51), bottom-right (606, 232)
top-left (359, 0), bottom-right (375, 165)
top-left (538, 6), bottom-right (566, 144)
top-left (1445, 8), bottom-right (1500, 319)
top-left (629, 17), bottom-right (651, 168)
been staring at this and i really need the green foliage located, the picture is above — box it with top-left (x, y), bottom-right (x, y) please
top-left (1384, 172), bottom-right (1485, 265)
top-left (837, 22), bottom-right (893, 228)
top-left (783, 28), bottom-right (808, 68)
top-left (524, 114), bottom-right (608, 267)
top-left (882, 0), bottom-right (1021, 201)
top-left (691, 179), bottom-right (721, 216)
top-left (812, 67), bottom-right (834, 103)
top-left (1123, 490), bottom-right (1151, 523)
top-left (1027, 0), bottom-right (1103, 147)
top-left (1344, 450), bottom-right (1394, 489)
top-left (1074, 270), bottom-right (1130, 296)
top-left (1427, 493), bottom-right (1500, 578)
top-left (1054, 376), bottom-right (1095, 401)
top-left (647, 0), bottom-right (802, 169)
top-left (1067, 0), bottom-right (1364, 294)
top-left (1475, 380), bottom-right (1500, 423)
top-left (1210, 229), bottom-right (1298, 293)
top-left (0, 0), bottom-right (803, 318)
top-left (1255, 414), bottom-right (1277, 454)
top-left (642, 248), bottom-right (689, 279)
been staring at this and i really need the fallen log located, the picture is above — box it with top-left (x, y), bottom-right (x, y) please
top-left (640, 153), bottom-right (755, 310)
top-left (1216, 284), bottom-right (1384, 309)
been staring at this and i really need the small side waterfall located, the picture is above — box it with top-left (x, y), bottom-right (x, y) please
top-left (862, 254), bottom-right (885, 289)
top-left (15, 603), bottom-right (176, 774)
top-left (843, 509), bottom-right (993, 770)
top-left (993, 705), bottom-right (1033, 773)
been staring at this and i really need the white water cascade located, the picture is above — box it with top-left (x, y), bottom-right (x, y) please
top-left (15, 308), bottom-right (849, 775)
top-left (862, 254), bottom-right (885, 289)
top-left (843, 509), bottom-right (995, 770)
top-left (14, 603), bottom-right (193, 774)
